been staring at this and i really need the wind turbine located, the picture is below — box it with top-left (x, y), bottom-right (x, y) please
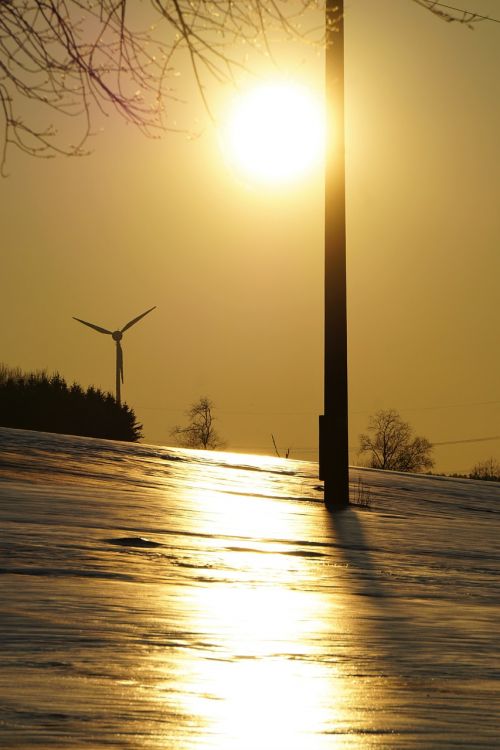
top-left (73, 307), bottom-right (156, 405)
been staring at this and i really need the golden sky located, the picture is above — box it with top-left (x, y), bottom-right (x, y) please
top-left (1, 0), bottom-right (499, 473)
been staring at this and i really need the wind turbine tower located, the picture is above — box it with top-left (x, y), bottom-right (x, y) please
top-left (73, 307), bottom-right (156, 405)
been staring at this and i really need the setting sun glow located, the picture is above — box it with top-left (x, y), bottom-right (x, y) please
top-left (222, 82), bottom-right (324, 185)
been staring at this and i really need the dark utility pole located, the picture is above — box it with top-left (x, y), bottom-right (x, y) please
top-left (319, 0), bottom-right (349, 510)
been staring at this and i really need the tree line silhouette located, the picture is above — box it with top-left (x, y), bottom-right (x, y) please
top-left (0, 364), bottom-right (142, 441)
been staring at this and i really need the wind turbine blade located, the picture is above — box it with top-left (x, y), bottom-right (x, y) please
top-left (117, 342), bottom-right (124, 383)
top-left (120, 306), bottom-right (156, 333)
top-left (73, 317), bottom-right (112, 335)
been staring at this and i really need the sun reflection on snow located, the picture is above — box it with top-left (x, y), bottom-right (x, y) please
top-left (183, 655), bottom-right (343, 750)
top-left (181, 461), bottom-right (304, 544)
top-left (175, 582), bottom-right (346, 749)
top-left (165, 461), bottom-right (347, 748)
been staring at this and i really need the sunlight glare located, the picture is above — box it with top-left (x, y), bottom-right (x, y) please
top-left (175, 584), bottom-right (345, 749)
top-left (164, 467), bottom-right (348, 747)
top-left (222, 82), bottom-right (324, 185)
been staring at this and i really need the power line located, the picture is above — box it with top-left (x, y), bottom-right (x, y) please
top-left (351, 400), bottom-right (500, 417)
top-left (135, 405), bottom-right (319, 415)
top-left (146, 435), bottom-right (500, 455)
top-left (438, 2), bottom-right (500, 23)
top-left (414, 0), bottom-right (500, 24)
top-left (434, 435), bottom-right (500, 446)
top-left (136, 398), bottom-right (500, 415)
top-left (387, 399), bottom-right (500, 415)
top-left (233, 434), bottom-right (500, 452)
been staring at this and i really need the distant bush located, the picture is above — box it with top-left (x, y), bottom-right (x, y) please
top-left (0, 364), bottom-right (142, 442)
top-left (469, 457), bottom-right (500, 482)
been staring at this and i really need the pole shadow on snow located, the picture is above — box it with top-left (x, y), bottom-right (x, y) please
top-left (324, 500), bottom-right (424, 675)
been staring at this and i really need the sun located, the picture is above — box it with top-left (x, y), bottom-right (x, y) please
top-left (222, 82), bottom-right (324, 186)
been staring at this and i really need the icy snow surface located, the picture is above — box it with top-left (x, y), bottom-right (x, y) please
top-left (0, 426), bottom-right (499, 749)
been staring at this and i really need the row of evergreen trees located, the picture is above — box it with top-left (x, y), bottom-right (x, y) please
top-left (0, 364), bottom-right (142, 441)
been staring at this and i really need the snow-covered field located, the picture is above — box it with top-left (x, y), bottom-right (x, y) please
top-left (0, 426), bottom-right (499, 749)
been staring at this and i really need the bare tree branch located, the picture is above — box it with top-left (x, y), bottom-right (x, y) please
top-left (411, 0), bottom-right (485, 28)
top-left (0, 1), bottom-right (324, 173)
top-left (0, 1), bottom-right (481, 172)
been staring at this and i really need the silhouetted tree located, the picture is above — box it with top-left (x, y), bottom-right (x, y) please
top-left (0, 1), bottom-right (477, 172)
top-left (470, 457), bottom-right (500, 482)
top-left (171, 397), bottom-right (224, 449)
top-left (359, 409), bottom-right (433, 473)
top-left (0, 364), bottom-right (142, 441)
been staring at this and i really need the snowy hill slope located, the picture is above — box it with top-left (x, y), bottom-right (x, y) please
top-left (1, 427), bottom-right (499, 749)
